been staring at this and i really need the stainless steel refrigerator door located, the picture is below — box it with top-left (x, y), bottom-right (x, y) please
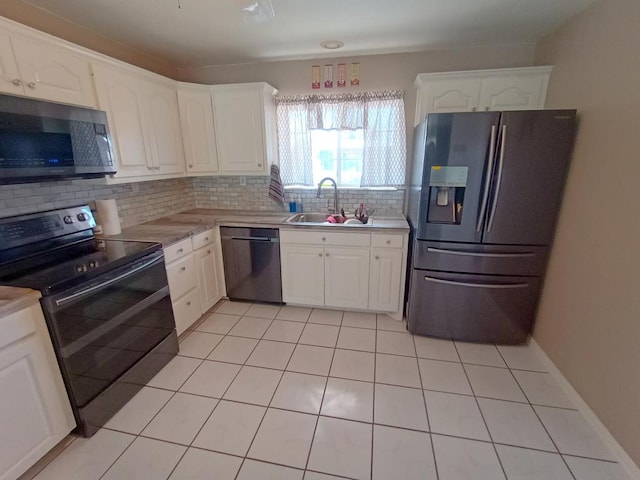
top-left (407, 269), bottom-right (542, 344)
top-left (416, 112), bottom-right (501, 243)
top-left (482, 110), bottom-right (576, 246)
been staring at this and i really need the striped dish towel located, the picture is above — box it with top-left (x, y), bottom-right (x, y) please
top-left (268, 164), bottom-right (285, 207)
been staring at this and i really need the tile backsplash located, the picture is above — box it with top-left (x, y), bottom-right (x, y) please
top-left (0, 175), bottom-right (405, 225)
top-left (192, 176), bottom-right (405, 215)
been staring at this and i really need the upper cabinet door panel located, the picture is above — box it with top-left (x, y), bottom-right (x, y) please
top-left (0, 32), bottom-right (23, 96)
top-left (177, 85), bottom-right (218, 174)
top-left (10, 34), bottom-right (96, 107)
top-left (419, 79), bottom-right (481, 120)
top-left (143, 81), bottom-right (185, 175)
top-left (212, 86), bottom-right (265, 173)
top-left (92, 64), bottom-right (151, 177)
top-left (479, 75), bottom-right (548, 112)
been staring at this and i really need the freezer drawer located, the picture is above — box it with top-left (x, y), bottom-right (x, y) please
top-left (407, 269), bottom-right (541, 344)
top-left (413, 241), bottom-right (548, 276)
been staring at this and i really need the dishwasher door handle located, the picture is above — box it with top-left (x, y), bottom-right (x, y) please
top-left (223, 236), bottom-right (279, 242)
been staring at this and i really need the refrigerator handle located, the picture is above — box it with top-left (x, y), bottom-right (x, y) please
top-left (423, 276), bottom-right (529, 289)
top-left (476, 125), bottom-right (498, 232)
top-left (487, 124), bottom-right (507, 232)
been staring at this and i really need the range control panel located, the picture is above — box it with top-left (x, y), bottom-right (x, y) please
top-left (0, 205), bottom-right (96, 251)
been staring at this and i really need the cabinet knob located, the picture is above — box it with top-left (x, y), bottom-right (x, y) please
top-left (155, 166), bottom-right (161, 170)
top-left (386, 240), bottom-right (391, 244)
top-left (485, 107), bottom-right (490, 111)
top-left (472, 107), bottom-right (477, 112)
top-left (257, 163), bottom-right (262, 167)
top-left (205, 237), bottom-right (209, 241)
top-left (325, 252), bottom-right (329, 257)
top-left (207, 250), bottom-right (211, 254)
top-left (12, 78), bottom-right (22, 86)
top-left (189, 164), bottom-right (193, 168)
top-left (147, 166), bottom-right (153, 171)
top-left (27, 82), bottom-right (36, 89)
top-left (180, 266), bottom-right (186, 272)
top-left (177, 248), bottom-right (184, 254)
top-left (322, 237), bottom-right (326, 241)
top-left (318, 252), bottom-right (323, 257)
top-left (186, 301), bottom-right (191, 306)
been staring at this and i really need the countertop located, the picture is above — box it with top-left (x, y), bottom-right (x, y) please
top-left (104, 209), bottom-right (409, 246)
top-left (0, 286), bottom-right (42, 318)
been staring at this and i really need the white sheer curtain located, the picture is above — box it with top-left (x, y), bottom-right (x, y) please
top-left (275, 90), bottom-right (406, 186)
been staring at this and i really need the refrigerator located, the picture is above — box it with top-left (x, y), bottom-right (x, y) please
top-left (406, 110), bottom-right (576, 344)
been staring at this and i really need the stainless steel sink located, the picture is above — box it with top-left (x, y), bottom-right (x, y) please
top-left (285, 212), bottom-right (373, 226)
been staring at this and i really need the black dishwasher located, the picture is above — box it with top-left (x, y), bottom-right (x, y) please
top-left (220, 227), bottom-right (283, 304)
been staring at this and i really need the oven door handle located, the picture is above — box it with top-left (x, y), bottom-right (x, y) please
top-left (54, 254), bottom-right (164, 307)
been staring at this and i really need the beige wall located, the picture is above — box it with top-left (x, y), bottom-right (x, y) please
top-left (534, 0), bottom-right (640, 465)
top-left (0, 0), bottom-right (177, 78)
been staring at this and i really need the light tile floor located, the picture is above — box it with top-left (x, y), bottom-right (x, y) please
top-left (25, 301), bottom-right (631, 480)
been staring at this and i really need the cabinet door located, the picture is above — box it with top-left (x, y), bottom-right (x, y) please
top-left (281, 245), bottom-right (325, 306)
top-left (93, 63), bottom-right (152, 178)
top-left (142, 80), bottom-right (186, 175)
top-left (178, 85), bottom-right (219, 174)
top-left (419, 78), bottom-right (481, 121)
top-left (324, 247), bottom-right (370, 310)
top-left (213, 86), bottom-right (266, 174)
top-left (369, 248), bottom-right (403, 312)
top-left (10, 34), bottom-right (96, 107)
top-left (194, 245), bottom-right (222, 313)
top-left (478, 75), bottom-right (547, 111)
top-left (0, 32), bottom-right (23, 96)
top-left (0, 304), bottom-right (74, 480)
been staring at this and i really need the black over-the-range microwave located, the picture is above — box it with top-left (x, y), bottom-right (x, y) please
top-left (0, 93), bottom-right (116, 184)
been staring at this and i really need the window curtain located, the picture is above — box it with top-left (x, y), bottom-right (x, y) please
top-left (275, 90), bottom-right (406, 187)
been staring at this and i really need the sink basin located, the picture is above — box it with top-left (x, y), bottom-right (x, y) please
top-left (285, 213), bottom-right (372, 226)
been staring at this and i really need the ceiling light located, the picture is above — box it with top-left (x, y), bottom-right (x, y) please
top-left (320, 41), bottom-right (344, 50)
top-left (236, 0), bottom-right (275, 24)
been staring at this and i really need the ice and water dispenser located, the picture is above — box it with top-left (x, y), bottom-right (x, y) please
top-left (426, 166), bottom-right (468, 225)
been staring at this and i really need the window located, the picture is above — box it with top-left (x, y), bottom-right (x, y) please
top-left (275, 90), bottom-right (406, 187)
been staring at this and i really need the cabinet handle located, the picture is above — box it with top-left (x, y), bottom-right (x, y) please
top-left (485, 106), bottom-right (490, 111)
top-left (177, 248), bottom-right (184, 254)
top-left (325, 253), bottom-right (329, 257)
top-left (187, 301), bottom-right (191, 306)
top-left (12, 78), bottom-right (22, 86)
top-left (375, 255), bottom-right (379, 260)
top-left (472, 107), bottom-right (477, 112)
top-left (27, 82), bottom-right (36, 89)
top-left (147, 166), bottom-right (153, 171)
top-left (205, 237), bottom-right (209, 241)
top-left (180, 266), bottom-right (186, 272)
top-left (189, 164), bottom-right (193, 168)
top-left (155, 166), bottom-right (161, 170)
top-left (386, 240), bottom-right (391, 244)
top-left (207, 250), bottom-right (211, 254)
top-left (257, 163), bottom-right (262, 167)
top-left (322, 237), bottom-right (326, 241)
top-left (318, 252), bottom-right (323, 257)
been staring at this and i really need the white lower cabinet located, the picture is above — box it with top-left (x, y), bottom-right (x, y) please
top-left (0, 301), bottom-right (75, 480)
top-left (324, 247), bottom-right (370, 310)
top-left (281, 230), bottom-right (407, 315)
top-left (281, 245), bottom-right (325, 307)
top-left (165, 229), bottom-right (224, 336)
top-left (193, 234), bottom-right (223, 313)
top-left (369, 248), bottom-right (404, 312)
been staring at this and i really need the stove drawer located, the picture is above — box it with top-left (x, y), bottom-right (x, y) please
top-left (166, 255), bottom-right (197, 300)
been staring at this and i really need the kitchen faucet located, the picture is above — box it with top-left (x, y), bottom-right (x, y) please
top-left (316, 177), bottom-right (338, 213)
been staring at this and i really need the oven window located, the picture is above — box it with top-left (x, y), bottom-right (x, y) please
top-left (45, 257), bottom-right (174, 407)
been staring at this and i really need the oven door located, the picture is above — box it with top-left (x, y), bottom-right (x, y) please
top-left (41, 251), bottom-right (175, 408)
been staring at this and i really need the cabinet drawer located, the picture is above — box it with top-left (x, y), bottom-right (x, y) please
top-left (371, 234), bottom-right (403, 249)
top-left (166, 255), bottom-right (197, 299)
top-left (192, 229), bottom-right (215, 250)
top-left (172, 288), bottom-right (202, 336)
top-left (164, 238), bottom-right (192, 263)
top-left (281, 229), bottom-right (370, 247)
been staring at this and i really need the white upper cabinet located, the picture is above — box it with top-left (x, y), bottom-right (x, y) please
top-left (414, 66), bottom-right (552, 125)
top-left (93, 63), bottom-right (151, 178)
top-left (93, 62), bottom-right (185, 180)
top-left (140, 79), bottom-right (185, 175)
top-left (212, 83), bottom-right (277, 175)
top-left (177, 83), bottom-right (219, 175)
top-left (0, 30), bottom-right (96, 107)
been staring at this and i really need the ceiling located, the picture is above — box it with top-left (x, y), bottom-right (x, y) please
top-left (22, 0), bottom-right (597, 68)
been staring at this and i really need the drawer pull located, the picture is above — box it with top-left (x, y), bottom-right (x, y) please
top-left (318, 252), bottom-right (323, 257)
top-left (325, 253), bottom-right (329, 257)
top-left (375, 255), bottom-right (379, 260)
top-left (424, 276), bottom-right (528, 289)
top-left (322, 237), bottom-right (326, 241)
top-left (177, 248), bottom-right (184, 254)
top-left (426, 247), bottom-right (535, 258)
top-left (386, 240), bottom-right (391, 244)
top-left (205, 237), bottom-right (209, 241)
top-left (180, 266), bottom-right (186, 272)
top-left (12, 78), bottom-right (22, 86)
top-left (207, 250), bottom-right (211, 254)
top-left (186, 301), bottom-right (191, 306)
top-left (27, 82), bottom-right (36, 89)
